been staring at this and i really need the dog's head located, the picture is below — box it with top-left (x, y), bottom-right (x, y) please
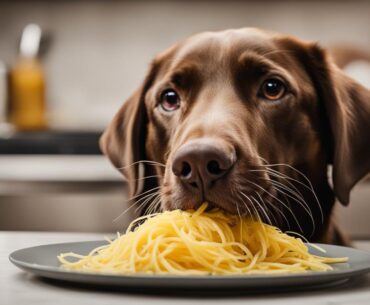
top-left (101, 28), bottom-right (370, 233)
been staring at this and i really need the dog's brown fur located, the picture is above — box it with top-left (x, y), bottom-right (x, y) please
top-left (101, 28), bottom-right (370, 245)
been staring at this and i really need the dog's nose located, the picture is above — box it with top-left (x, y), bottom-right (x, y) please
top-left (172, 139), bottom-right (236, 190)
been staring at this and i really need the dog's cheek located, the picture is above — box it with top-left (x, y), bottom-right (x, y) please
top-left (146, 122), bottom-right (169, 164)
top-left (290, 113), bottom-right (323, 164)
top-left (159, 164), bottom-right (174, 210)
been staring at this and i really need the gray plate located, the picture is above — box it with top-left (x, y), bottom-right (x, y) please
top-left (9, 241), bottom-right (370, 291)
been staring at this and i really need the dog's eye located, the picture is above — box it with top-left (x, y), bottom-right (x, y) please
top-left (259, 79), bottom-right (286, 101)
top-left (160, 89), bottom-right (181, 112)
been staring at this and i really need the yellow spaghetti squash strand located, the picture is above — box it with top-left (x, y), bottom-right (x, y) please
top-left (58, 203), bottom-right (347, 275)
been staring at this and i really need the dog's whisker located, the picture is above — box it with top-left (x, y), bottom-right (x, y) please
top-left (269, 179), bottom-right (313, 215)
top-left (151, 196), bottom-right (163, 214)
top-left (236, 192), bottom-right (253, 219)
top-left (249, 168), bottom-right (305, 200)
top-left (240, 191), bottom-right (261, 222)
top-left (246, 179), bottom-right (304, 234)
top-left (113, 189), bottom-right (161, 222)
top-left (125, 186), bottom-right (161, 203)
top-left (265, 167), bottom-right (310, 196)
top-left (264, 169), bottom-right (308, 205)
top-left (132, 189), bottom-right (162, 210)
top-left (250, 195), bottom-right (272, 226)
top-left (235, 196), bottom-right (242, 218)
top-left (250, 170), bottom-right (315, 231)
top-left (263, 169), bottom-right (317, 236)
top-left (251, 160), bottom-right (324, 225)
top-left (145, 195), bottom-right (162, 215)
top-left (234, 194), bottom-right (244, 238)
top-left (269, 181), bottom-right (316, 237)
top-left (256, 191), bottom-right (284, 228)
top-left (125, 174), bottom-right (163, 183)
top-left (261, 163), bottom-right (324, 223)
top-left (236, 192), bottom-right (258, 240)
top-left (250, 168), bottom-right (307, 201)
top-left (118, 160), bottom-right (166, 170)
top-left (230, 186), bottom-right (243, 217)
top-left (134, 191), bottom-right (161, 214)
top-left (254, 191), bottom-right (278, 227)
top-left (253, 156), bottom-right (312, 189)
top-left (241, 192), bottom-right (262, 220)
top-left (268, 178), bottom-right (313, 213)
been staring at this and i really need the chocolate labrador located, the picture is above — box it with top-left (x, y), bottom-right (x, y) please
top-left (100, 28), bottom-right (370, 245)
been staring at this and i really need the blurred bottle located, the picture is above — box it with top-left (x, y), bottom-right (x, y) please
top-left (10, 24), bottom-right (47, 130)
top-left (0, 61), bottom-right (7, 124)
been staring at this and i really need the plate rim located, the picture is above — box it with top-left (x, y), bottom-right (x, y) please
top-left (9, 240), bottom-right (370, 281)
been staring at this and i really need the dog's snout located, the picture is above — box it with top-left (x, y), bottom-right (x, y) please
top-left (172, 139), bottom-right (236, 191)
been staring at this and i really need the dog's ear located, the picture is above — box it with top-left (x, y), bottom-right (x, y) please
top-left (100, 61), bottom-right (160, 198)
top-left (292, 41), bottom-right (370, 205)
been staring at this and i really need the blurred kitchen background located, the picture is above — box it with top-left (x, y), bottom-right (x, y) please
top-left (0, 0), bottom-right (369, 237)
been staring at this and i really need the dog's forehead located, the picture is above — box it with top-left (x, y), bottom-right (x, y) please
top-left (171, 28), bottom-right (277, 65)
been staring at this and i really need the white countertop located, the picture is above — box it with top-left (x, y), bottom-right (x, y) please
top-left (2, 231), bottom-right (370, 305)
top-left (0, 155), bottom-right (123, 182)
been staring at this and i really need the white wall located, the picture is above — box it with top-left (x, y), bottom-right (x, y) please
top-left (0, 0), bottom-right (369, 130)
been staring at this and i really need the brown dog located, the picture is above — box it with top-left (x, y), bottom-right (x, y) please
top-left (100, 28), bottom-right (370, 245)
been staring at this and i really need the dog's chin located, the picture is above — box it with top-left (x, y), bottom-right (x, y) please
top-left (160, 186), bottom-right (201, 211)
top-left (161, 192), bottom-right (257, 216)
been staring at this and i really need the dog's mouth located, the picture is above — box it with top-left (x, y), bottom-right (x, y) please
top-left (161, 165), bottom-right (278, 220)
top-left (154, 158), bottom-right (322, 237)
